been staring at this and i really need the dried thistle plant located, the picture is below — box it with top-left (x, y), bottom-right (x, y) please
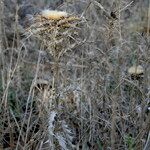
top-left (26, 9), bottom-right (82, 90)
top-left (26, 10), bottom-right (81, 58)
top-left (25, 10), bottom-right (82, 149)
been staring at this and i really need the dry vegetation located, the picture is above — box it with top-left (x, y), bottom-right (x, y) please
top-left (0, 0), bottom-right (150, 150)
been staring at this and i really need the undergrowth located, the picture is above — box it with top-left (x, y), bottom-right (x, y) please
top-left (0, 0), bottom-right (150, 150)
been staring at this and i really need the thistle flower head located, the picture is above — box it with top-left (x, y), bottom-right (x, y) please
top-left (128, 65), bottom-right (144, 80)
top-left (128, 65), bottom-right (144, 75)
top-left (41, 10), bottom-right (68, 20)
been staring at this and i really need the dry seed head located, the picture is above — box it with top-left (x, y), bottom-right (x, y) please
top-left (41, 10), bottom-right (68, 20)
top-left (26, 9), bottom-right (81, 57)
top-left (128, 65), bottom-right (144, 75)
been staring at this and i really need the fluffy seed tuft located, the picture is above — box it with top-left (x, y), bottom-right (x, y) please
top-left (41, 10), bottom-right (68, 20)
top-left (128, 65), bottom-right (144, 75)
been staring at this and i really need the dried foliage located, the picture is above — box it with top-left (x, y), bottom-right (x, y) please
top-left (26, 10), bottom-right (81, 58)
top-left (0, 0), bottom-right (150, 150)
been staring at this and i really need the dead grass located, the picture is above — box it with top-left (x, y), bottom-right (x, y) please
top-left (0, 0), bottom-right (150, 150)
